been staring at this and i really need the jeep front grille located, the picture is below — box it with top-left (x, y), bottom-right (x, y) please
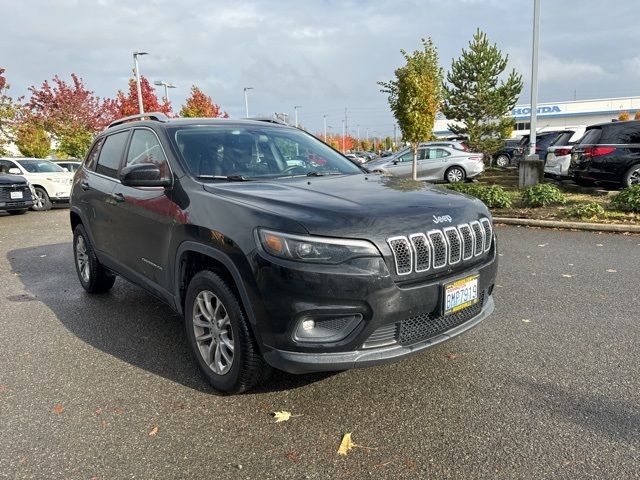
top-left (387, 217), bottom-right (492, 276)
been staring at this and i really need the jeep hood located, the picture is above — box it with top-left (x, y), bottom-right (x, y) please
top-left (0, 174), bottom-right (28, 185)
top-left (203, 174), bottom-right (489, 241)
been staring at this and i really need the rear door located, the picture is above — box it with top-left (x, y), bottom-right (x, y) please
top-left (111, 128), bottom-right (177, 290)
top-left (85, 130), bottom-right (130, 259)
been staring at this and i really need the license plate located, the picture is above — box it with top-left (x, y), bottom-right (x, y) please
top-left (10, 191), bottom-right (23, 200)
top-left (444, 274), bottom-right (479, 315)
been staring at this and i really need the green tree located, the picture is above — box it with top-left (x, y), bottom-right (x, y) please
top-left (441, 29), bottom-right (523, 157)
top-left (0, 68), bottom-right (16, 156)
top-left (379, 37), bottom-right (443, 180)
top-left (15, 118), bottom-right (50, 158)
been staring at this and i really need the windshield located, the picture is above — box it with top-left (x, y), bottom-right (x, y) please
top-left (170, 125), bottom-right (363, 179)
top-left (17, 159), bottom-right (65, 173)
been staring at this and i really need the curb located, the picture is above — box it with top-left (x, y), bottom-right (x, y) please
top-left (493, 217), bottom-right (640, 234)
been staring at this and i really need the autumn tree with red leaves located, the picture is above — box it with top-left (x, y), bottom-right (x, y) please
top-left (0, 67), bottom-right (16, 155)
top-left (323, 134), bottom-right (357, 152)
top-left (26, 73), bottom-right (118, 158)
top-left (115, 76), bottom-right (172, 118)
top-left (179, 85), bottom-right (228, 118)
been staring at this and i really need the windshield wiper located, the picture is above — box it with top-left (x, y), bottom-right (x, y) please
top-left (306, 171), bottom-right (343, 177)
top-left (197, 175), bottom-right (252, 181)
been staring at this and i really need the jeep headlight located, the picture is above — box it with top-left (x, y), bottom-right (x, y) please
top-left (257, 229), bottom-right (379, 264)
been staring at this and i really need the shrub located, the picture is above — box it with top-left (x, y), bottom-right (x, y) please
top-left (611, 185), bottom-right (640, 212)
top-left (562, 202), bottom-right (606, 220)
top-left (444, 183), bottom-right (512, 208)
top-left (521, 183), bottom-right (567, 208)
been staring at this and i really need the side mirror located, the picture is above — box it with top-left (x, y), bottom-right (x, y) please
top-left (8, 167), bottom-right (21, 175)
top-left (392, 160), bottom-right (399, 165)
top-left (120, 163), bottom-right (171, 187)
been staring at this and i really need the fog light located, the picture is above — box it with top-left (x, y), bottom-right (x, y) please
top-left (293, 314), bottom-right (363, 343)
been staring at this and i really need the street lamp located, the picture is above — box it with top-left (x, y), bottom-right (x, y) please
top-left (323, 115), bottom-right (328, 141)
top-left (133, 51), bottom-right (148, 114)
top-left (154, 80), bottom-right (176, 103)
top-left (244, 87), bottom-right (253, 117)
top-left (294, 105), bottom-right (302, 127)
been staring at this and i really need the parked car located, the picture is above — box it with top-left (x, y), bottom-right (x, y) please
top-left (70, 112), bottom-right (497, 393)
top-left (544, 128), bottom-right (587, 180)
top-left (364, 145), bottom-right (484, 183)
top-left (0, 158), bottom-right (73, 211)
top-left (569, 120), bottom-right (640, 187)
top-left (424, 140), bottom-right (469, 151)
top-left (345, 152), bottom-right (367, 164)
top-left (0, 169), bottom-right (35, 215)
top-left (55, 160), bottom-right (82, 173)
top-left (512, 130), bottom-right (575, 165)
top-left (493, 139), bottom-right (521, 167)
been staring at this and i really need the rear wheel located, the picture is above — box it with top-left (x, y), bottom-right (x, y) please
top-left (7, 209), bottom-right (27, 215)
top-left (495, 155), bottom-right (510, 168)
top-left (185, 271), bottom-right (270, 394)
top-left (622, 164), bottom-right (640, 188)
top-left (73, 224), bottom-right (116, 293)
top-left (32, 187), bottom-right (52, 211)
top-left (445, 166), bottom-right (466, 183)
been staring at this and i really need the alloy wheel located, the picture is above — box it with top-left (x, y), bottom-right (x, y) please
top-left (629, 167), bottom-right (640, 185)
top-left (193, 290), bottom-right (234, 375)
top-left (34, 190), bottom-right (44, 210)
top-left (447, 168), bottom-right (464, 183)
top-left (75, 235), bottom-right (90, 283)
top-left (496, 155), bottom-right (509, 167)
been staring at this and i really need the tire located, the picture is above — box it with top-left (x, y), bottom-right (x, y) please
top-left (622, 164), bottom-right (640, 188)
top-left (73, 224), bottom-right (116, 293)
top-left (495, 155), bottom-right (510, 168)
top-left (32, 187), bottom-right (52, 211)
top-left (445, 166), bottom-right (466, 183)
top-left (185, 270), bottom-right (270, 394)
top-left (7, 209), bottom-right (27, 215)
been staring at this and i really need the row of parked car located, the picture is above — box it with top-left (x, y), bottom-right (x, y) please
top-left (493, 120), bottom-right (640, 188)
top-left (0, 157), bottom-right (81, 215)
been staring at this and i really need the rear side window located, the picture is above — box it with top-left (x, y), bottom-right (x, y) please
top-left (549, 132), bottom-right (573, 147)
top-left (96, 131), bottom-right (129, 178)
top-left (599, 123), bottom-right (640, 144)
top-left (85, 137), bottom-right (105, 171)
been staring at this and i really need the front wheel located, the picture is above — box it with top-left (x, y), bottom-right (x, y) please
top-left (495, 155), bottom-right (510, 168)
top-left (622, 164), bottom-right (640, 188)
top-left (73, 224), bottom-right (116, 293)
top-left (32, 187), bottom-right (52, 211)
top-left (185, 271), bottom-right (270, 394)
top-left (445, 166), bottom-right (466, 183)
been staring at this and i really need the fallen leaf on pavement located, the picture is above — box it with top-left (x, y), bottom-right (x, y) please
top-left (445, 352), bottom-right (458, 360)
top-left (148, 425), bottom-right (159, 436)
top-left (52, 404), bottom-right (65, 415)
top-left (272, 411), bottom-right (302, 423)
top-left (286, 451), bottom-right (301, 462)
top-left (522, 319), bottom-right (531, 323)
top-left (606, 269), bottom-right (617, 273)
top-left (337, 433), bottom-right (376, 456)
top-left (562, 274), bottom-right (573, 278)
top-left (537, 244), bottom-right (547, 247)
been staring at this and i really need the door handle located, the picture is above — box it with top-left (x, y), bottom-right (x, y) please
top-left (80, 181), bottom-right (90, 191)
top-left (111, 192), bottom-right (125, 203)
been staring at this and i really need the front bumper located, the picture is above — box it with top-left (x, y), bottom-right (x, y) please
top-left (264, 295), bottom-right (494, 373)
top-left (251, 240), bottom-right (498, 373)
top-left (0, 200), bottom-right (34, 210)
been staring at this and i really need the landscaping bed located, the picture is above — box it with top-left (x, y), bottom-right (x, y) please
top-left (446, 168), bottom-right (640, 225)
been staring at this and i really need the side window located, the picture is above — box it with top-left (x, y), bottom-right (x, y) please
top-left (436, 149), bottom-right (450, 158)
top-left (627, 126), bottom-right (640, 144)
top-left (399, 151), bottom-right (414, 163)
top-left (85, 137), bottom-right (105, 171)
top-left (126, 129), bottom-right (170, 180)
top-left (417, 149), bottom-right (427, 160)
top-left (96, 131), bottom-right (130, 179)
top-left (0, 159), bottom-right (16, 174)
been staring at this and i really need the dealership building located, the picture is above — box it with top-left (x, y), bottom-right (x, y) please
top-left (434, 95), bottom-right (640, 138)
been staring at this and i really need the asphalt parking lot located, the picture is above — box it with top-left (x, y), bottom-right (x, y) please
top-left (0, 209), bottom-right (638, 479)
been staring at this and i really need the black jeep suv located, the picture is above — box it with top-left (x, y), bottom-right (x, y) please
top-left (70, 113), bottom-right (497, 393)
top-left (569, 120), bottom-right (640, 187)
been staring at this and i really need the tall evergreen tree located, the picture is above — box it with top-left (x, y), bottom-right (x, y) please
top-left (441, 29), bottom-right (523, 157)
top-left (379, 37), bottom-right (443, 180)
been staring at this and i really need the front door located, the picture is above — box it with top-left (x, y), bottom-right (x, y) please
top-left (111, 128), bottom-right (178, 290)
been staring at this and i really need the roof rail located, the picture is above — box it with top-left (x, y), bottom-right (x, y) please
top-left (108, 112), bottom-right (169, 128)
top-left (249, 116), bottom-right (289, 126)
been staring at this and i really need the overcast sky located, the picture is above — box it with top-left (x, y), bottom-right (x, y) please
top-left (3, 0), bottom-right (639, 136)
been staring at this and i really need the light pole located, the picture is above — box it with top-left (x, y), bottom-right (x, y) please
top-left (154, 80), bottom-right (176, 103)
top-left (341, 119), bottom-right (346, 153)
top-left (243, 87), bottom-right (253, 117)
top-left (323, 115), bottom-right (328, 141)
top-left (133, 51), bottom-right (148, 114)
top-left (356, 125), bottom-right (360, 143)
top-left (294, 105), bottom-right (302, 128)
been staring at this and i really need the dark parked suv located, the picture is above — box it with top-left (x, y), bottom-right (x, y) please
top-left (512, 130), bottom-right (574, 165)
top-left (70, 113), bottom-right (498, 393)
top-left (569, 120), bottom-right (640, 187)
top-left (0, 169), bottom-right (34, 215)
